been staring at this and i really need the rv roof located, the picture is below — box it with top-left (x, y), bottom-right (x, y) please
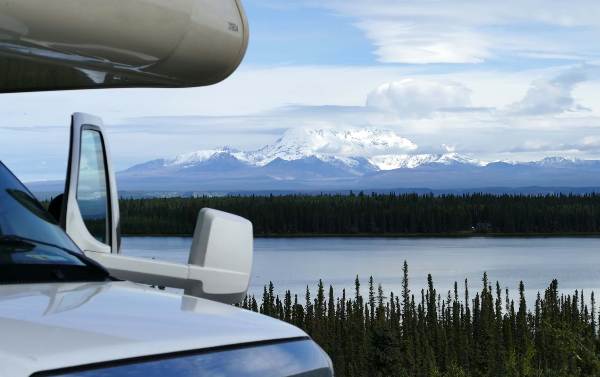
top-left (0, 0), bottom-right (249, 93)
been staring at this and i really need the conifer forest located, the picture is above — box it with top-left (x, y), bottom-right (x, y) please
top-left (240, 263), bottom-right (600, 377)
top-left (120, 193), bottom-right (600, 236)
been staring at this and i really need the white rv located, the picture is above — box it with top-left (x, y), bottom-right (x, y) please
top-left (0, 1), bottom-right (334, 376)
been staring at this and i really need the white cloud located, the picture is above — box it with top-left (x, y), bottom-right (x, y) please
top-left (275, 126), bottom-right (418, 157)
top-left (311, 0), bottom-right (600, 64)
top-left (509, 135), bottom-right (600, 154)
top-left (581, 136), bottom-right (600, 151)
top-left (507, 65), bottom-right (600, 115)
top-left (443, 144), bottom-right (457, 153)
top-left (508, 78), bottom-right (585, 115)
top-left (356, 20), bottom-right (489, 64)
top-left (366, 79), bottom-right (472, 117)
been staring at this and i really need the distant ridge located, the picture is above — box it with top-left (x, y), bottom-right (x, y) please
top-left (27, 127), bottom-right (600, 196)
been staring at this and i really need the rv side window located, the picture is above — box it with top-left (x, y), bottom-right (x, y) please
top-left (77, 129), bottom-right (110, 245)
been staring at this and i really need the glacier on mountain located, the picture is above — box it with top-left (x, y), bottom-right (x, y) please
top-left (151, 127), bottom-right (478, 172)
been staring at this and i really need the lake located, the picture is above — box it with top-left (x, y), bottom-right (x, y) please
top-left (121, 236), bottom-right (600, 303)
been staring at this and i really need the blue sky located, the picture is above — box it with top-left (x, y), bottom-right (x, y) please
top-left (243, 2), bottom-right (376, 66)
top-left (2, 0), bottom-right (600, 181)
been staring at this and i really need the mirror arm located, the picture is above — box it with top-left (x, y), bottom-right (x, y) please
top-left (84, 251), bottom-right (248, 304)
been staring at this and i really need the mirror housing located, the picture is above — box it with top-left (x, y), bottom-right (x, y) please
top-left (92, 208), bottom-right (253, 304)
top-left (186, 208), bottom-right (253, 302)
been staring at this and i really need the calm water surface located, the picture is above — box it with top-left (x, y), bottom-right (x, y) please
top-left (122, 237), bottom-right (600, 302)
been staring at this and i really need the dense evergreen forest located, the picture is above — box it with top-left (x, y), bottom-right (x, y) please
top-left (119, 193), bottom-right (600, 236)
top-left (241, 264), bottom-right (600, 377)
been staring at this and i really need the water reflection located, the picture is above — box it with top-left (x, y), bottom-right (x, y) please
top-left (122, 236), bottom-right (600, 303)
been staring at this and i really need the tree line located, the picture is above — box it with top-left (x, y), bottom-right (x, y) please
top-left (240, 263), bottom-right (600, 377)
top-left (119, 193), bottom-right (600, 236)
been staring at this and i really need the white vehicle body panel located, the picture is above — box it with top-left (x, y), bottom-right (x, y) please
top-left (0, 282), bottom-right (305, 377)
top-left (0, 0), bottom-right (249, 90)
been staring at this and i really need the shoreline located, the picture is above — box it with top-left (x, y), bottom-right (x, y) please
top-left (121, 232), bottom-right (600, 238)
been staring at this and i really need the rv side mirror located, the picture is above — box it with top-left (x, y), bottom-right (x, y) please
top-left (185, 209), bottom-right (253, 303)
top-left (75, 203), bottom-right (251, 304)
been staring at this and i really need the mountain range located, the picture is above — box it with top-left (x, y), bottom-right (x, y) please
top-left (114, 127), bottom-right (600, 193)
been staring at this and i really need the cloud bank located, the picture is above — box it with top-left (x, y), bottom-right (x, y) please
top-left (507, 65), bottom-right (600, 115)
top-left (313, 0), bottom-right (600, 64)
top-left (366, 79), bottom-right (472, 117)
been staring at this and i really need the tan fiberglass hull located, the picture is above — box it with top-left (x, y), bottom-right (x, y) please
top-left (0, 0), bottom-right (249, 91)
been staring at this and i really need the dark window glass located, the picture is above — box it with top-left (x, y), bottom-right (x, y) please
top-left (35, 339), bottom-right (333, 377)
top-left (0, 162), bottom-right (108, 283)
top-left (77, 129), bottom-right (109, 244)
top-left (0, 162), bottom-right (77, 254)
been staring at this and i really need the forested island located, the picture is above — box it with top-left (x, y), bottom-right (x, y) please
top-left (242, 264), bottom-right (600, 377)
top-left (119, 193), bottom-right (600, 236)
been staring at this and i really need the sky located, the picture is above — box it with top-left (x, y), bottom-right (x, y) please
top-left (3, 0), bottom-right (600, 181)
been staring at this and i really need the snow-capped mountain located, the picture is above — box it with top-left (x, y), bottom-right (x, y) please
top-left (246, 127), bottom-right (418, 166)
top-left (125, 127), bottom-right (479, 174)
top-left (528, 156), bottom-right (600, 168)
top-left (114, 127), bottom-right (600, 193)
top-left (166, 147), bottom-right (242, 168)
top-left (370, 153), bottom-right (484, 170)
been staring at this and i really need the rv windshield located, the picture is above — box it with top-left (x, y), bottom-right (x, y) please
top-left (0, 161), bottom-right (109, 283)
